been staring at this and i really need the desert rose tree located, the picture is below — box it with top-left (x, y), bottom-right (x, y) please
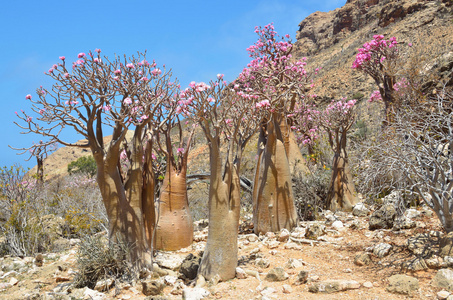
top-left (320, 99), bottom-right (358, 211)
top-left (179, 76), bottom-right (262, 280)
top-left (152, 95), bottom-right (195, 251)
top-left (238, 24), bottom-right (312, 234)
top-left (14, 50), bottom-right (177, 268)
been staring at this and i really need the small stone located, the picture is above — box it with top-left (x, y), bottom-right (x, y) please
top-left (236, 267), bottom-right (247, 279)
top-left (208, 274), bottom-right (221, 285)
top-left (343, 268), bottom-right (352, 273)
top-left (55, 276), bottom-right (71, 283)
top-left (141, 279), bottom-right (164, 296)
top-left (163, 275), bottom-right (178, 286)
top-left (285, 258), bottom-right (303, 269)
top-left (305, 223), bottom-right (326, 240)
top-left (331, 220), bottom-right (344, 230)
top-left (284, 241), bottom-right (302, 250)
top-left (308, 280), bottom-right (360, 293)
top-left (353, 203), bottom-right (370, 217)
top-left (438, 290), bottom-right (451, 300)
top-left (267, 241), bottom-right (280, 249)
top-left (34, 254), bottom-right (44, 267)
top-left (363, 281), bottom-right (373, 288)
top-left (282, 284), bottom-right (292, 294)
top-left (278, 229), bottom-right (290, 242)
top-left (182, 287), bottom-right (210, 300)
top-left (373, 243), bottom-right (392, 258)
top-left (265, 267), bottom-right (289, 282)
top-left (354, 252), bottom-right (371, 266)
top-left (265, 232), bottom-right (276, 239)
top-left (8, 277), bottom-right (18, 286)
top-left (255, 258), bottom-right (270, 269)
top-left (94, 278), bottom-right (114, 292)
top-left (246, 234), bottom-right (259, 242)
top-left (297, 270), bottom-right (309, 284)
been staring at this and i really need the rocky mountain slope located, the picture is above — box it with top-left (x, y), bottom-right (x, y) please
top-left (293, 0), bottom-right (453, 102)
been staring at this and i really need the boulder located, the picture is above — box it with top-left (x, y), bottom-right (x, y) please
top-left (305, 223), bottom-right (326, 240)
top-left (407, 233), bottom-right (432, 256)
top-left (141, 279), bottom-right (165, 296)
top-left (353, 203), bottom-right (370, 217)
top-left (179, 253), bottom-right (202, 280)
top-left (373, 243), bottom-right (392, 258)
top-left (369, 204), bottom-right (396, 230)
top-left (386, 274), bottom-right (419, 295)
top-left (265, 267), bottom-right (289, 282)
top-left (433, 269), bottom-right (453, 290)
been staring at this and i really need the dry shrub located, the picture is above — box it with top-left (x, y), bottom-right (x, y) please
top-left (74, 234), bottom-right (135, 289)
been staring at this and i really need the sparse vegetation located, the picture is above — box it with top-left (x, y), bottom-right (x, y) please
top-left (67, 156), bottom-right (97, 178)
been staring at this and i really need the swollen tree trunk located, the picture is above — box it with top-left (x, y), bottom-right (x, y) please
top-left (142, 138), bottom-right (156, 250)
top-left (326, 131), bottom-right (358, 212)
top-left (253, 114), bottom-right (298, 234)
top-left (95, 154), bottom-right (150, 268)
top-left (93, 127), bottom-right (151, 269)
top-left (198, 136), bottom-right (241, 281)
top-left (155, 161), bottom-right (193, 250)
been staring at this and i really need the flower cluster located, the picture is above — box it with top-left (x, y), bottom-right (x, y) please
top-left (352, 35), bottom-right (398, 69)
top-left (368, 90), bottom-right (382, 103)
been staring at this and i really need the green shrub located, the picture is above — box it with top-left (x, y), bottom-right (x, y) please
top-left (68, 156), bottom-right (97, 178)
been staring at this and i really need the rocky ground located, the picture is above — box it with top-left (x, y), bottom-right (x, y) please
top-left (2, 194), bottom-right (453, 300)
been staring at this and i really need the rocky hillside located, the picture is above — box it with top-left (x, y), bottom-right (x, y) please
top-left (293, 0), bottom-right (453, 102)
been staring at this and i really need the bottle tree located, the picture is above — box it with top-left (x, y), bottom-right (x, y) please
top-left (352, 35), bottom-right (400, 125)
top-left (179, 75), bottom-right (262, 280)
top-left (152, 93), bottom-right (195, 251)
top-left (14, 50), bottom-right (177, 268)
top-left (320, 99), bottom-right (358, 211)
top-left (238, 24), bottom-right (312, 234)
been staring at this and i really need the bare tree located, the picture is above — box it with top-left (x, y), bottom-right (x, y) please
top-left (361, 88), bottom-right (453, 232)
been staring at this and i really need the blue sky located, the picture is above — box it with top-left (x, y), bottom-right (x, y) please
top-left (0, 0), bottom-right (345, 169)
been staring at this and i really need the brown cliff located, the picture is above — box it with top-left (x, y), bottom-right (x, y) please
top-left (293, 0), bottom-right (453, 101)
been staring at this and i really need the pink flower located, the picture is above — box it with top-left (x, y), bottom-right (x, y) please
top-left (151, 68), bottom-right (162, 76)
top-left (126, 63), bottom-right (134, 69)
top-left (48, 68), bottom-right (54, 74)
top-left (123, 97), bottom-right (132, 105)
top-left (59, 56), bottom-right (65, 61)
top-left (94, 58), bottom-right (101, 63)
top-left (152, 153), bottom-right (157, 160)
top-left (26, 116), bottom-right (32, 123)
top-left (408, 42), bottom-right (413, 47)
top-left (114, 69), bottom-right (121, 75)
top-left (256, 100), bottom-right (270, 108)
top-left (217, 74), bottom-right (224, 80)
top-left (78, 53), bottom-right (86, 58)
top-left (25, 94), bottom-right (32, 100)
top-left (95, 48), bottom-right (101, 53)
top-left (103, 105), bottom-right (111, 112)
top-left (53, 64), bottom-right (58, 69)
top-left (141, 77), bottom-right (148, 81)
top-left (177, 148), bottom-right (184, 154)
top-left (64, 73), bottom-right (69, 78)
